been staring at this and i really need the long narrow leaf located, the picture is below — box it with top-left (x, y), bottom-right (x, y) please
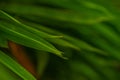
top-left (0, 50), bottom-right (36, 80)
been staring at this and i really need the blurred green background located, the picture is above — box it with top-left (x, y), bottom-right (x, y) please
top-left (0, 0), bottom-right (120, 80)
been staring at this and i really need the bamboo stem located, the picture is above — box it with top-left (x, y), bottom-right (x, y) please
top-left (8, 41), bottom-right (37, 77)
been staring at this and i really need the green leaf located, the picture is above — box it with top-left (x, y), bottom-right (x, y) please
top-left (0, 63), bottom-right (21, 80)
top-left (49, 38), bottom-right (80, 50)
top-left (0, 10), bottom-right (62, 39)
top-left (70, 61), bottom-right (103, 80)
top-left (0, 4), bottom-right (112, 24)
top-left (0, 22), bottom-right (64, 58)
top-left (36, 52), bottom-right (49, 76)
top-left (0, 50), bottom-right (36, 80)
top-left (26, 22), bottom-right (104, 54)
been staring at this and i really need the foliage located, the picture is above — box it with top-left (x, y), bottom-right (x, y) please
top-left (0, 0), bottom-right (120, 80)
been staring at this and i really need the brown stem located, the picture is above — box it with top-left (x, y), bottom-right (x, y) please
top-left (8, 41), bottom-right (37, 77)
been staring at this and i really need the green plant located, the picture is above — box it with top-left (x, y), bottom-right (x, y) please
top-left (0, 0), bottom-right (120, 80)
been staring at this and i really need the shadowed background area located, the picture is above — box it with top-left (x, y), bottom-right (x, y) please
top-left (0, 0), bottom-right (120, 80)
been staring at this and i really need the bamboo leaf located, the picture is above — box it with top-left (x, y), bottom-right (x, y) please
top-left (0, 22), bottom-right (64, 58)
top-left (0, 10), bottom-right (63, 39)
top-left (26, 22), bottom-right (104, 54)
top-left (0, 50), bottom-right (36, 80)
top-left (0, 4), bottom-right (112, 24)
